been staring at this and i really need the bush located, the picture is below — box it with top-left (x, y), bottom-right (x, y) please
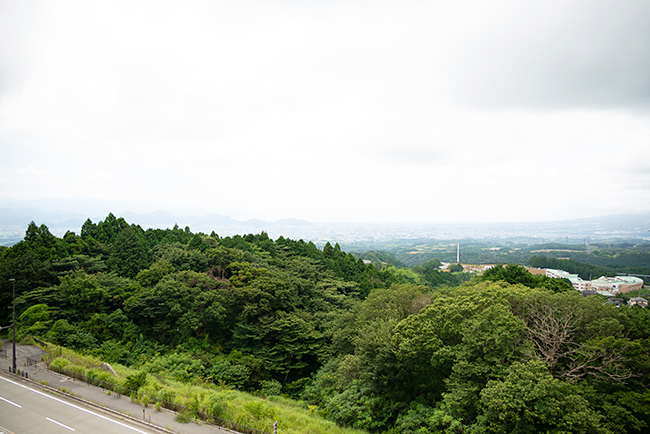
top-left (49, 357), bottom-right (71, 372)
top-left (259, 379), bottom-right (282, 397)
top-left (157, 388), bottom-right (177, 408)
top-left (124, 371), bottom-right (147, 392)
top-left (208, 360), bottom-right (251, 389)
top-left (19, 335), bottom-right (35, 345)
top-left (175, 410), bottom-right (193, 424)
top-left (205, 396), bottom-right (227, 419)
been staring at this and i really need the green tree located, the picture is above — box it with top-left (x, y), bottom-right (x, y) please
top-left (106, 226), bottom-right (152, 278)
top-left (477, 360), bottom-right (609, 434)
top-left (448, 263), bottom-right (464, 272)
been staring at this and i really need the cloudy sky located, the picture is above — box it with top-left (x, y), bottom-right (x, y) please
top-left (1, 0), bottom-right (649, 223)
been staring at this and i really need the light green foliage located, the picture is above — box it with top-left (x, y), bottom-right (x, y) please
top-left (151, 243), bottom-right (209, 273)
top-left (244, 400), bottom-right (277, 420)
top-left (49, 357), bottom-right (71, 371)
top-left (136, 260), bottom-right (174, 287)
top-left (228, 261), bottom-right (268, 287)
top-left (141, 352), bottom-right (207, 382)
top-left (17, 303), bottom-right (51, 338)
top-left (480, 263), bottom-right (573, 292)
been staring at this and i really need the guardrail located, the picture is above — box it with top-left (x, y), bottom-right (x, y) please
top-left (48, 364), bottom-right (271, 434)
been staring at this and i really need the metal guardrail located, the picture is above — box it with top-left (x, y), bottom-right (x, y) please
top-left (48, 364), bottom-right (271, 434)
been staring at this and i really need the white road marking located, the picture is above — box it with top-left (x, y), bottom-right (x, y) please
top-left (0, 376), bottom-right (149, 433)
top-left (46, 417), bottom-right (75, 431)
top-left (0, 396), bottom-right (21, 408)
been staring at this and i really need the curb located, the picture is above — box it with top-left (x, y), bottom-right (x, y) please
top-left (1, 370), bottom-right (175, 434)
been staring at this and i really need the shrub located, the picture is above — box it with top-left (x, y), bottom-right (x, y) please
top-left (124, 371), bottom-right (147, 392)
top-left (158, 388), bottom-right (177, 409)
top-left (175, 410), bottom-right (193, 424)
top-left (19, 335), bottom-right (35, 345)
top-left (49, 357), bottom-right (71, 372)
top-left (205, 396), bottom-right (227, 419)
top-left (259, 379), bottom-right (282, 397)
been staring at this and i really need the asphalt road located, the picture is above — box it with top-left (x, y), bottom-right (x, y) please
top-left (0, 375), bottom-right (160, 434)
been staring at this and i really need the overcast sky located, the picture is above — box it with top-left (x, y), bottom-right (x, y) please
top-left (1, 0), bottom-right (649, 223)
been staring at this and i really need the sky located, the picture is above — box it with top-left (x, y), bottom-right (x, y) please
top-left (1, 0), bottom-right (649, 223)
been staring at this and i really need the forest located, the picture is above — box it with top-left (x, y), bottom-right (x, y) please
top-left (355, 240), bottom-right (650, 282)
top-left (1, 214), bottom-right (650, 434)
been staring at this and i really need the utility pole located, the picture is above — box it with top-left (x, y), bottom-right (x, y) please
top-left (9, 278), bottom-right (16, 373)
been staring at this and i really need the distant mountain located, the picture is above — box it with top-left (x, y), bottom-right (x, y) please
top-left (275, 218), bottom-right (314, 226)
top-left (241, 219), bottom-right (269, 227)
top-left (190, 213), bottom-right (239, 225)
top-left (1, 205), bottom-right (649, 248)
top-left (118, 210), bottom-right (178, 226)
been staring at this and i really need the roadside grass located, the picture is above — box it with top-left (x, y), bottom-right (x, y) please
top-left (44, 345), bottom-right (366, 434)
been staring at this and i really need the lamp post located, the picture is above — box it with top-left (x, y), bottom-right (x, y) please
top-left (8, 278), bottom-right (15, 373)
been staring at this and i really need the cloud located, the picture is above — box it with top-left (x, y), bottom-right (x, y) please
top-left (0, 1), bottom-right (649, 223)
top-left (444, 1), bottom-right (650, 109)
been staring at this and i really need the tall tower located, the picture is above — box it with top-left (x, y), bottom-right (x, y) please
top-left (457, 244), bottom-right (460, 263)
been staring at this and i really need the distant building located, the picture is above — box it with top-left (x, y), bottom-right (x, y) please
top-left (590, 276), bottom-right (644, 294)
top-left (629, 297), bottom-right (648, 308)
top-left (546, 269), bottom-right (591, 291)
top-left (541, 269), bottom-right (644, 295)
top-left (608, 298), bottom-right (625, 307)
top-left (527, 268), bottom-right (547, 276)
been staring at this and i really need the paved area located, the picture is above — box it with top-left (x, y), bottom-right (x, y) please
top-left (0, 340), bottom-right (236, 434)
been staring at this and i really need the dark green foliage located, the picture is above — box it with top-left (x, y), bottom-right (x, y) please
top-left (107, 226), bottom-right (152, 278)
top-left (208, 359), bottom-right (251, 389)
top-left (81, 213), bottom-right (129, 244)
top-left (411, 259), bottom-right (471, 288)
top-left (530, 255), bottom-right (616, 280)
top-left (4, 215), bottom-right (650, 434)
top-left (359, 251), bottom-right (404, 268)
top-left (304, 281), bottom-right (650, 433)
top-left (123, 371), bottom-right (147, 392)
top-left (480, 263), bottom-right (573, 292)
top-left (125, 270), bottom-right (228, 345)
top-left (0, 249), bottom-right (58, 325)
top-left (46, 318), bottom-right (98, 349)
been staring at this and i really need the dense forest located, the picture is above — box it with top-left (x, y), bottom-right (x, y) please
top-left (2, 214), bottom-right (650, 433)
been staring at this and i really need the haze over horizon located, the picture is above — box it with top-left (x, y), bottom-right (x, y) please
top-left (2, 1), bottom-right (650, 224)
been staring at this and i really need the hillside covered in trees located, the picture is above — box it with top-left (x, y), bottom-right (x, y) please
top-left (2, 214), bottom-right (650, 433)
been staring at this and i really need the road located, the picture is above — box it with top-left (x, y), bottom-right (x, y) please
top-left (0, 375), bottom-right (161, 434)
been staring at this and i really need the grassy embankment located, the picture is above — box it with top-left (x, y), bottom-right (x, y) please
top-left (41, 344), bottom-right (366, 434)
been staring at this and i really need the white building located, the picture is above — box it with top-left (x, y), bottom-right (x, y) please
top-left (590, 276), bottom-right (644, 294)
top-left (546, 269), bottom-right (590, 291)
